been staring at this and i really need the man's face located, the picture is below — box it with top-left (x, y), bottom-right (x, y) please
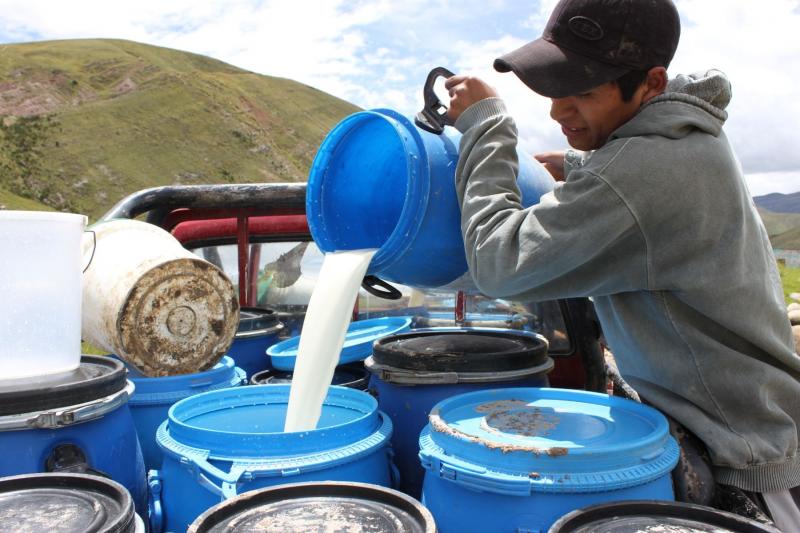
top-left (549, 81), bottom-right (643, 151)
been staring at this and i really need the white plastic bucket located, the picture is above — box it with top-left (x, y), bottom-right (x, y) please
top-left (81, 219), bottom-right (239, 376)
top-left (0, 210), bottom-right (87, 380)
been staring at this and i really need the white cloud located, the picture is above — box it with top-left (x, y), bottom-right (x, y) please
top-left (0, 0), bottom-right (798, 194)
top-left (745, 170), bottom-right (800, 197)
top-left (671, 0), bottom-right (800, 176)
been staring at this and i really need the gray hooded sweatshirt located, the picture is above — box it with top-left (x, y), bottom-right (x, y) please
top-left (453, 70), bottom-right (800, 492)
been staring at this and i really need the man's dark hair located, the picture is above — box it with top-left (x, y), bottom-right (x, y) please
top-left (615, 69), bottom-right (650, 102)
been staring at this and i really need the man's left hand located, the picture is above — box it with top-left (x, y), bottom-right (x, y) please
top-left (444, 75), bottom-right (498, 123)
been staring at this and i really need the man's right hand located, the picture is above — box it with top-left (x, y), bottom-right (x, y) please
top-left (444, 75), bottom-right (498, 124)
top-left (534, 151), bottom-right (567, 181)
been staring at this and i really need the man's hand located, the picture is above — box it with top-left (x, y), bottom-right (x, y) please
top-left (444, 75), bottom-right (498, 123)
top-left (534, 151), bottom-right (567, 181)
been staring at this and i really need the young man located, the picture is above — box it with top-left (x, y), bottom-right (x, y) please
top-left (444, 0), bottom-right (800, 529)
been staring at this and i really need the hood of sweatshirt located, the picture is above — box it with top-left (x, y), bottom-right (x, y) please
top-left (610, 70), bottom-right (732, 142)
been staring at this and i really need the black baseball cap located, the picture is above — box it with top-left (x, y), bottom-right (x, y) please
top-left (494, 0), bottom-right (681, 98)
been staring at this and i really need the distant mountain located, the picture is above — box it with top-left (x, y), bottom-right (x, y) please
top-left (753, 191), bottom-right (800, 214)
top-left (0, 39), bottom-right (360, 218)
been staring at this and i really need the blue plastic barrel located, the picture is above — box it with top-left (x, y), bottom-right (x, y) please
top-left (267, 316), bottom-right (412, 371)
top-left (124, 356), bottom-right (246, 471)
top-left (226, 307), bottom-right (284, 378)
top-left (0, 356), bottom-right (147, 517)
top-left (306, 109), bottom-right (555, 288)
top-left (419, 388), bottom-right (679, 533)
top-left (150, 384), bottom-right (395, 533)
top-left (366, 328), bottom-right (552, 498)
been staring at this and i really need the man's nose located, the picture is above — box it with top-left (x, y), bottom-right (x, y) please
top-left (550, 98), bottom-right (573, 122)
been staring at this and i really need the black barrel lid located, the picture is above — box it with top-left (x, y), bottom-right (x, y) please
top-left (236, 307), bottom-right (281, 334)
top-left (188, 481), bottom-right (436, 533)
top-left (550, 500), bottom-right (781, 533)
top-left (0, 355), bottom-right (127, 416)
top-left (372, 329), bottom-right (548, 373)
top-left (0, 473), bottom-right (136, 533)
top-left (250, 363), bottom-right (369, 390)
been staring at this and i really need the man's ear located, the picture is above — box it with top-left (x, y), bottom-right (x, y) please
top-left (641, 67), bottom-right (668, 103)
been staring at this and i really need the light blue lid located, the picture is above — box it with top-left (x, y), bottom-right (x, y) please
top-left (419, 387), bottom-right (679, 495)
top-left (268, 316), bottom-right (412, 371)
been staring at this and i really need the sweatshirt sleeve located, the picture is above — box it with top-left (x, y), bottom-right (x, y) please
top-left (453, 98), bottom-right (650, 301)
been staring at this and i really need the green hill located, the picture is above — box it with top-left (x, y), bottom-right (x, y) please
top-left (0, 39), bottom-right (360, 218)
top-left (0, 184), bottom-right (54, 211)
top-left (758, 208), bottom-right (800, 250)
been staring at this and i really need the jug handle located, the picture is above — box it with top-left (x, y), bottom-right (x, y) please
top-left (362, 275), bottom-right (403, 300)
top-left (82, 230), bottom-right (97, 273)
top-left (414, 66), bottom-right (456, 134)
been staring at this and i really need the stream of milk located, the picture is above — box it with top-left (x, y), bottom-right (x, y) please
top-left (283, 249), bottom-right (377, 432)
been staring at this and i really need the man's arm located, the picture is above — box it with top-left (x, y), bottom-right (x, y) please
top-left (452, 96), bottom-right (649, 301)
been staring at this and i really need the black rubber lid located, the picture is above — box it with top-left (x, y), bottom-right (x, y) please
top-left (250, 363), bottom-right (369, 390)
top-left (0, 355), bottom-right (127, 416)
top-left (188, 481), bottom-right (436, 533)
top-left (372, 329), bottom-right (548, 372)
top-left (236, 306), bottom-right (281, 334)
top-left (550, 500), bottom-right (781, 533)
top-left (0, 473), bottom-right (136, 533)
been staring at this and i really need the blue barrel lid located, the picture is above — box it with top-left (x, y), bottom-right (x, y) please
top-left (419, 388), bottom-right (679, 495)
top-left (268, 316), bottom-right (412, 371)
top-left (125, 356), bottom-right (245, 404)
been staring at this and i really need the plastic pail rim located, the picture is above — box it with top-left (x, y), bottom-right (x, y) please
top-left (187, 481), bottom-right (436, 533)
top-left (160, 384), bottom-right (391, 458)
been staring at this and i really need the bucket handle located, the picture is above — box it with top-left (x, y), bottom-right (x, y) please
top-left (147, 470), bottom-right (164, 533)
top-left (414, 66), bottom-right (456, 134)
top-left (82, 229), bottom-right (96, 273)
top-left (362, 275), bottom-right (403, 300)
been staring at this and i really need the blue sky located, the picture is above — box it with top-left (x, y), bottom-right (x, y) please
top-left (1, 0), bottom-right (798, 196)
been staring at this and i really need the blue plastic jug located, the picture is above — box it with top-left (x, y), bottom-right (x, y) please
top-left (306, 108), bottom-right (555, 288)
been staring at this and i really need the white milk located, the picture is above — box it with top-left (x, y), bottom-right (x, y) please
top-left (283, 249), bottom-right (377, 432)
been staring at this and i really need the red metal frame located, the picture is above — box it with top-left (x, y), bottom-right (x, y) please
top-left (170, 213), bottom-right (309, 243)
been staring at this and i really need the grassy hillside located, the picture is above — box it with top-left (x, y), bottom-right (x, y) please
top-left (0, 184), bottom-right (54, 211)
top-left (0, 39), bottom-right (359, 218)
top-left (758, 208), bottom-right (800, 250)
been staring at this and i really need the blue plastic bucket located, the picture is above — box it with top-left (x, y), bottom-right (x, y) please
top-left (124, 355), bottom-right (246, 471)
top-left (268, 316), bottom-right (412, 371)
top-left (150, 384), bottom-right (395, 533)
top-left (0, 356), bottom-right (147, 517)
top-left (306, 109), bottom-right (555, 288)
top-left (366, 328), bottom-right (552, 498)
top-left (226, 306), bottom-right (284, 378)
top-left (419, 388), bottom-right (679, 533)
